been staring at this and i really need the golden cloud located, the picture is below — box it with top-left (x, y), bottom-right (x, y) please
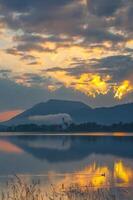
top-left (114, 80), bottom-right (133, 100)
top-left (0, 26), bottom-right (132, 101)
top-left (48, 70), bottom-right (133, 99)
top-left (48, 71), bottom-right (111, 97)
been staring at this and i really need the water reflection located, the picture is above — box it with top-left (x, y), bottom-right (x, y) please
top-left (2, 135), bottom-right (133, 160)
top-left (114, 161), bottom-right (133, 184)
top-left (56, 161), bottom-right (133, 189)
top-left (0, 139), bottom-right (23, 153)
top-left (0, 134), bottom-right (133, 200)
top-left (0, 134), bottom-right (133, 188)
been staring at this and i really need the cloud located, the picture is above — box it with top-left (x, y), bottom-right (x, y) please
top-left (87, 0), bottom-right (123, 17)
top-left (0, 0), bottom-right (80, 34)
top-left (46, 69), bottom-right (112, 97)
top-left (114, 80), bottom-right (133, 99)
top-left (0, 0), bottom-right (73, 12)
top-left (0, 0), bottom-right (131, 56)
top-left (0, 0), bottom-right (132, 41)
top-left (0, 76), bottom-right (133, 112)
top-left (0, 0), bottom-right (132, 109)
top-left (47, 55), bottom-right (133, 82)
top-left (45, 54), bottom-right (133, 100)
top-left (0, 78), bottom-right (51, 112)
top-left (114, 3), bottom-right (133, 32)
top-left (82, 29), bottom-right (124, 43)
top-left (0, 69), bottom-right (12, 78)
top-left (29, 113), bottom-right (72, 125)
top-left (92, 55), bottom-right (133, 82)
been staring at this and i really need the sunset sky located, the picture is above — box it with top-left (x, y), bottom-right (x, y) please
top-left (0, 0), bottom-right (133, 121)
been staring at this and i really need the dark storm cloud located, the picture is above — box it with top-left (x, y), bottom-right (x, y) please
top-left (0, 69), bottom-right (58, 90)
top-left (81, 29), bottom-right (124, 43)
top-left (0, 0), bottom-right (133, 109)
top-left (94, 55), bottom-right (133, 81)
top-left (6, 48), bottom-right (39, 64)
top-left (114, 3), bottom-right (133, 31)
top-left (0, 0), bottom-right (80, 34)
top-left (47, 55), bottom-right (133, 83)
top-left (0, 76), bottom-right (133, 112)
top-left (6, 34), bottom-right (70, 58)
top-left (0, 0), bottom-right (72, 11)
top-left (27, 61), bottom-right (41, 65)
top-left (12, 72), bottom-right (58, 88)
top-left (14, 34), bottom-right (72, 44)
top-left (16, 43), bottom-right (45, 52)
top-left (45, 67), bottom-right (66, 72)
top-left (6, 45), bottom-right (53, 57)
top-left (5, 36), bottom-right (70, 64)
top-left (0, 71), bottom-right (62, 111)
top-left (77, 55), bottom-right (133, 82)
top-left (0, 0), bottom-right (132, 38)
top-left (0, 69), bottom-right (12, 78)
top-left (0, 0), bottom-right (131, 55)
top-left (20, 73), bottom-right (52, 85)
top-left (0, 78), bottom-right (51, 112)
top-left (45, 65), bottom-right (101, 76)
top-left (0, 69), bottom-right (11, 74)
top-left (87, 0), bottom-right (124, 17)
top-left (6, 48), bottom-right (23, 56)
top-left (20, 55), bottom-right (38, 61)
top-left (128, 5), bottom-right (133, 27)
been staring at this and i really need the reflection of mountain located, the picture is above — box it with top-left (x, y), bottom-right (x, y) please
top-left (4, 136), bottom-right (133, 162)
top-left (3, 99), bottom-right (133, 125)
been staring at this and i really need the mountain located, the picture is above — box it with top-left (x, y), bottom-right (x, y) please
top-left (2, 99), bottom-right (133, 126)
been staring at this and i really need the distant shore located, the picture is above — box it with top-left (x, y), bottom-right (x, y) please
top-left (0, 122), bottom-right (133, 133)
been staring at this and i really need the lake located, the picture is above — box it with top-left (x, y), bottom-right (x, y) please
top-left (0, 132), bottom-right (133, 199)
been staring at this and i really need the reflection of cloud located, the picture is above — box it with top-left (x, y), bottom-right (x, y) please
top-left (27, 138), bottom-right (71, 150)
top-left (74, 163), bottom-right (109, 188)
top-left (114, 161), bottom-right (133, 183)
top-left (0, 140), bottom-right (23, 153)
top-left (56, 161), bottom-right (133, 190)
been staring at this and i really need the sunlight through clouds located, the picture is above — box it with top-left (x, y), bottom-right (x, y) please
top-left (47, 71), bottom-right (111, 97)
top-left (114, 80), bottom-right (133, 100)
top-left (0, 0), bottom-right (133, 111)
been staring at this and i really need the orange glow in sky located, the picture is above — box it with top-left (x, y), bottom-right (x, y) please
top-left (0, 0), bottom-right (132, 109)
top-left (0, 110), bottom-right (23, 122)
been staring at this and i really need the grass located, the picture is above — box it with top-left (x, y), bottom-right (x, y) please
top-left (1, 176), bottom-right (45, 200)
top-left (1, 176), bottom-right (133, 200)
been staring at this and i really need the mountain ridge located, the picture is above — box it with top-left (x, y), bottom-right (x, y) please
top-left (2, 99), bottom-right (133, 126)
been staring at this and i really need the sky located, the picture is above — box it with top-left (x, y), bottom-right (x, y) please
top-left (0, 0), bottom-right (133, 121)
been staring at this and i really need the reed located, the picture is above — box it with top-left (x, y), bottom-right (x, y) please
top-left (1, 176), bottom-right (45, 200)
top-left (1, 176), bottom-right (132, 200)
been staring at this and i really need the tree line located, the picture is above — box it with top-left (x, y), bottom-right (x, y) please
top-left (1, 121), bottom-right (133, 132)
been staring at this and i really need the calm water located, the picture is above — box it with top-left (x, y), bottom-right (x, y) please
top-left (0, 132), bottom-right (133, 199)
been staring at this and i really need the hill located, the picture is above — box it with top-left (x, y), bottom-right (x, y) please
top-left (2, 99), bottom-right (133, 126)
